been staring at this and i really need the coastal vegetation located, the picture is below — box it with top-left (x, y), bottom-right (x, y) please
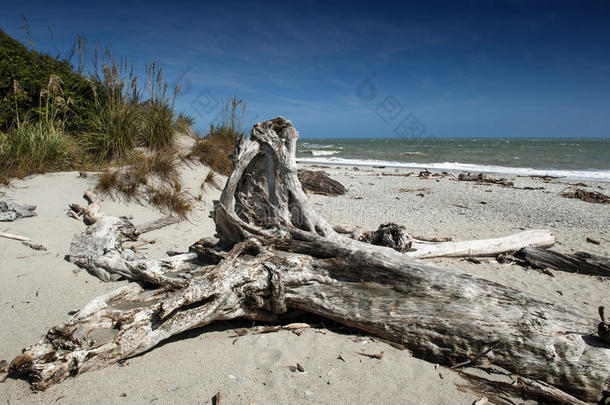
top-left (188, 95), bottom-right (248, 175)
top-left (0, 28), bottom-right (246, 215)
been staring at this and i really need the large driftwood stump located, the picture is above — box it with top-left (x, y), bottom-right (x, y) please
top-left (8, 118), bottom-right (609, 402)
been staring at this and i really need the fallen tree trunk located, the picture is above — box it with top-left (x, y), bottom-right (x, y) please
top-left (407, 229), bottom-right (555, 258)
top-left (515, 246), bottom-right (610, 277)
top-left (8, 118), bottom-right (610, 402)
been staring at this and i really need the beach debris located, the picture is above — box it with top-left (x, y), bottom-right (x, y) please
top-left (0, 200), bottom-right (37, 222)
top-left (472, 397), bottom-right (488, 405)
top-left (398, 187), bottom-right (431, 194)
top-left (466, 257), bottom-right (481, 264)
top-left (230, 323), bottom-right (311, 337)
top-left (412, 235), bottom-right (452, 242)
top-left (212, 390), bottom-right (222, 405)
top-left (418, 169), bottom-right (431, 177)
top-left (22, 241), bottom-right (47, 251)
top-left (457, 172), bottom-right (514, 187)
top-left (297, 169), bottom-right (346, 196)
top-left (560, 187), bottom-right (610, 204)
top-left (9, 118), bottom-right (604, 403)
top-left (360, 222), bottom-right (412, 252)
top-left (597, 307), bottom-right (610, 344)
top-left (0, 359), bottom-right (8, 373)
top-left (296, 363), bottom-right (305, 372)
top-left (511, 247), bottom-right (610, 277)
top-left (357, 351), bottom-right (384, 360)
top-left (337, 354), bottom-right (346, 362)
top-left (381, 171), bottom-right (413, 177)
top-left (586, 237), bottom-right (601, 245)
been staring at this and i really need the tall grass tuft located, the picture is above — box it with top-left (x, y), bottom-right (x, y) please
top-left (0, 75), bottom-right (78, 177)
top-left (139, 62), bottom-right (179, 149)
top-left (173, 113), bottom-right (195, 136)
top-left (82, 51), bottom-right (140, 161)
top-left (0, 121), bottom-right (75, 177)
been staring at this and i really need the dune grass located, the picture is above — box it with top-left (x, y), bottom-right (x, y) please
top-left (0, 120), bottom-right (76, 177)
top-left (0, 75), bottom-right (80, 178)
top-left (95, 147), bottom-right (189, 215)
top-left (188, 96), bottom-right (249, 176)
top-left (148, 184), bottom-right (193, 218)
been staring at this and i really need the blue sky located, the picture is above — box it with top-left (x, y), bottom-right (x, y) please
top-left (1, 0), bottom-right (609, 138)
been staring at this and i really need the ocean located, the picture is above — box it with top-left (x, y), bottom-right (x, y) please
top-left (296, 138), bottom-right (610, 181)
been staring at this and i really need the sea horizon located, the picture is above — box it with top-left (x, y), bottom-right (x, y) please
top-left (296, 137), bottom-right (610, 181)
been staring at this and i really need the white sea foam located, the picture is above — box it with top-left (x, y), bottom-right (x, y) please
top-left (305, 150), bottom-right (340, 156)
top-left (296, 157), bottom-right (610, 181)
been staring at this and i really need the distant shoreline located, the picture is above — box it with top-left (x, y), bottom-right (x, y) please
top-left (296, 157), bottom-right (610, 182)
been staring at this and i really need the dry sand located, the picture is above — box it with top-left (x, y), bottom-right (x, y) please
top-left (0, 161), bottom-right (608, 404)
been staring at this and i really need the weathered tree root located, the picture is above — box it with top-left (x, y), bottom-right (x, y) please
top-left (0, 200), bottom-right (37, 222)
top-left (8, 117), bottom-right (610, 402)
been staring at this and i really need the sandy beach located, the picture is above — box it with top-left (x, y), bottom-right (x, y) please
top-left (1, 161), bottom-right (608, 404)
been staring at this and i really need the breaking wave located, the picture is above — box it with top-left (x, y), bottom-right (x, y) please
top-left (296, 157), bottom-right (610, 181)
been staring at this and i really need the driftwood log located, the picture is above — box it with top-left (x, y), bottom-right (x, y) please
top-left (8, 118), bottom-right (609, 402)
top-left (514, 246), bottom-right (610, 277)
top-left (0, 200), bottom-right (37, 221)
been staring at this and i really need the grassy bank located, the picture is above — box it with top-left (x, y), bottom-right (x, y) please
top-left (0, 29), bottom-right (249, 215)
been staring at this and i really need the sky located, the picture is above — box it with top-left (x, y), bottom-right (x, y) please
top-left (1, 0), bottom-right (609, 138)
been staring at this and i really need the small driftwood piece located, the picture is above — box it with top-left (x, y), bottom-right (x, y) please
top-left (0, 231), bottom-right (30, 242)
top-left (514, 246), bottom-right (610, 277)
top-left (69, 203), bottom-right (86, 216)
top-left (135, 215), bottom-right (181, 235)
top-left (9, 118), bottom-right (609, 402)
top-left (297, 169), bottom-right (346, 196)
top-left (83, 191), bottom-right (103, 225)
top-left (0, 201), bottom-right (37, 222)
top-left (458, 371), bottom-right (589, 405)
